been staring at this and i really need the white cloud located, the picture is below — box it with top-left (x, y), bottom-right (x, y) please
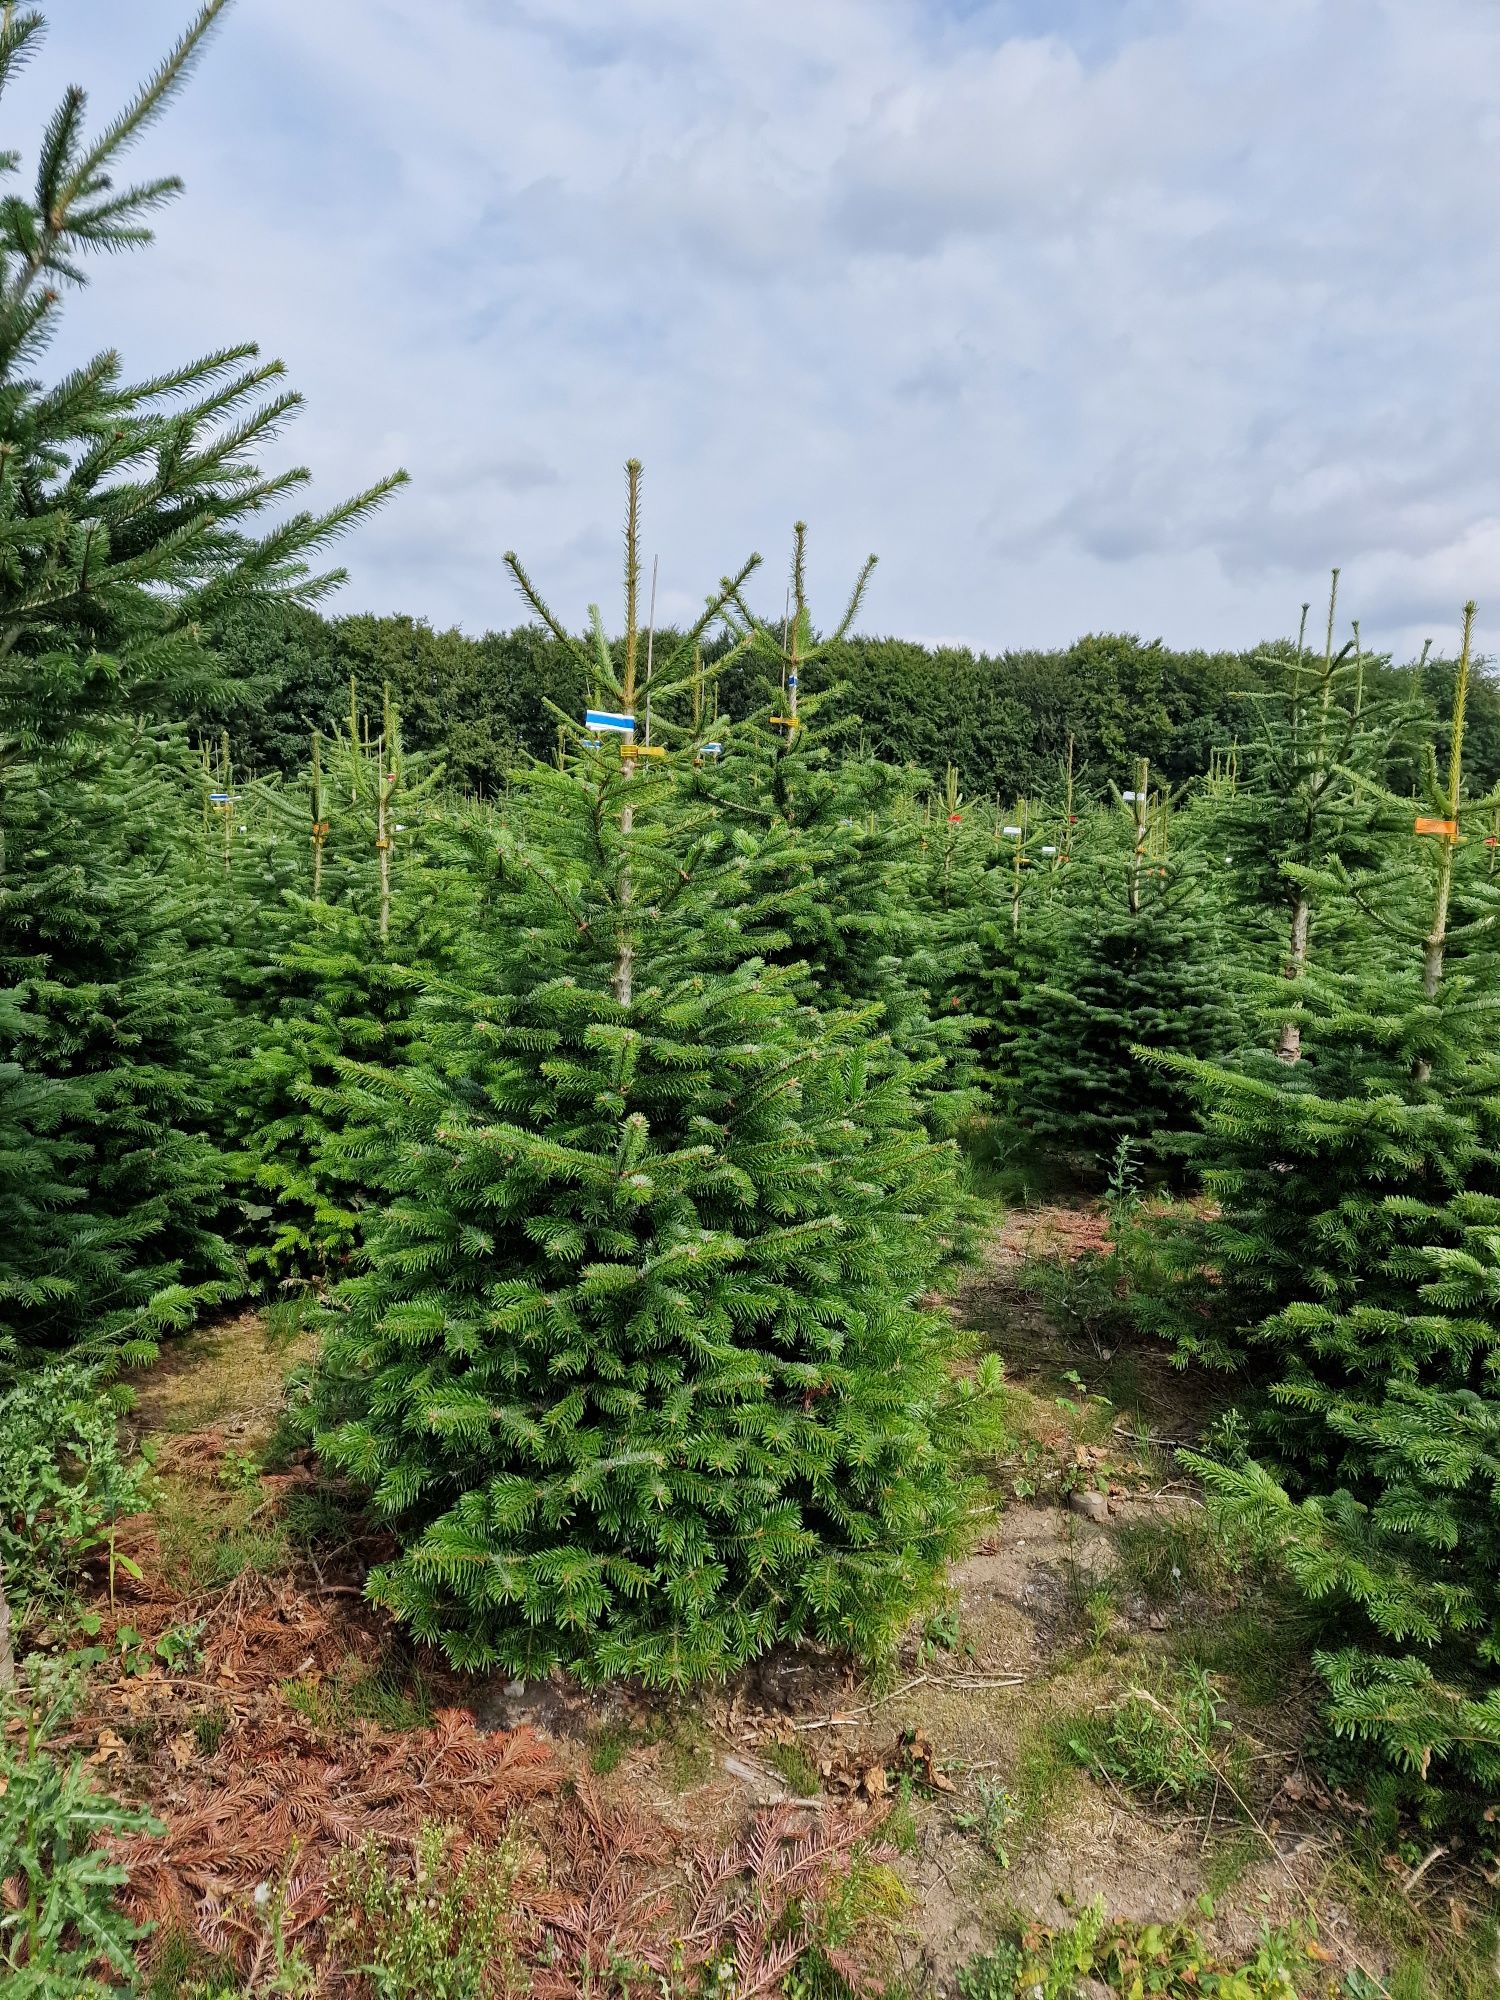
top-left (26, 0), bottom-right (1500, 666)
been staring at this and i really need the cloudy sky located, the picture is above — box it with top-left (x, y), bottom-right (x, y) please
top-left (29, 0), bottom-right (1500, 660)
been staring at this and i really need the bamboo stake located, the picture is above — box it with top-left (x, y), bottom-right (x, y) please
top-left (377, 682), bottom-right (395, 944)
top-left (310, 730), bottom-right (326, 901)
top-left (1418, 601), bottom-right (1476, 1027)
top-left (614, 467), bottom-right (644, 1011)
top-left (220, 729), bottom-right (232, 875)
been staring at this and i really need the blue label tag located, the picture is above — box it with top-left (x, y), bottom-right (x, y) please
top-left (585, 709), bottom-right (635, 735)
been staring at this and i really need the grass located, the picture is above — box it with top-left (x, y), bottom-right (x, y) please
top-left (151, 1472), bottom-right (291, 1590)
top-left (191, 1707), bottom-right (229, 1756)
top-left (281, 1655), bottom-right (435, 1735)
top-left (1008, 1701), bottom-right (1090, 1841)
top-left (1323, 1836), bottom-right (1500, 2000)
top-left (884, 1774), bottom-right (920, 1854)
top-left (783, 1852), bottom-right (911, 2000)
top-left (146, 1926), bottom-right (235, 2000)
top-left (1069, 1666), bottom-right (1237, 1806)
top-left (1200, 1825), bottom-right (1263, 1901)
top-left (1175, 1595), bottom-right (1316, 1713)
top-left (585, 1719), bottom-right (635, 1774)
top-left (766, 1737), bottom-right (822, 1798)
top-left (1113, 1508), bottom-right (1232, 1607)
top-left (639, 1702), bottom-right (715, 1790)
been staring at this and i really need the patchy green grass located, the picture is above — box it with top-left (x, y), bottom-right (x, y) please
top-left (1114, 1507), bottom-right (1233, 1607)
top-left (884, 1774), bottom-right (921, 1855)
top-left (1007, 1702), bottom-right (1091, 1841)
top-left (281, 1656), bottom-right (435, 1735)
top-left (585, 1719), bottom-right (636, 1774)
top-left (151, 1473), bottom-right (291, 1591)
top-left (1068, 1666), bottom-right (1238, 1807)
top-left (1200, 1826), bottom-right (1264, 1901)
top-left (766, 1737), bottom-right (822, 1798)
top-left (1174, 1595), bottom-right (1317, 1713)
top-left (640, 1703), bottom-right (715, 1791)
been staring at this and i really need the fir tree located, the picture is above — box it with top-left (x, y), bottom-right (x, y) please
top-left (1154, 606), bottom-right (1500, 1816)
top-left (692, 526), bottom-right (981, 1128)
top-left (1010, 762), bottom-right (1240, 1174)
top-left (0, 1), bottom-right (403, 1361)
top-left (311, 476), bottom-right (984, 1684)
top-left (1213, 574), bottom-right (1420, 1062)
top-left (229, 697), bottom-right (460, 1278)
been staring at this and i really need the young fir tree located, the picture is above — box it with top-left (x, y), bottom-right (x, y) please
top-left (965, 757), bottom-right (1083, 1107)
top-left (1009, 761), bottom-right (1240, 1175)
top-left (1213, 574), bottom-right (1422, 1062)
top-left (228, 695), bottom-right (459, 1277)
top-left (311, 473), bottom-right (986, 1684)
top-left (692, 526), bottom-right (982, 1130)
top-left (0, 1), bottom-right (402, 1362)
top-left (1152, 606), bottom-right (1500, 1817)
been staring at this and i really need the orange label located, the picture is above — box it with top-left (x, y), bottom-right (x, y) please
top-left (1414, 816), bottom-right (1458, 837)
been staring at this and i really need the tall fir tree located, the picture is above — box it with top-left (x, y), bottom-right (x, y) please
top-left (0, 1), bottom-right (403, 1362)
top-left (1212, 574), bottom-right (1421, 1063)
top-left (1152, 606), bottom-right (1500, 1820)
top-left (226, 695), bottom-right (460, 1278)
top-left (311, 474), bottom-right (986, 1684)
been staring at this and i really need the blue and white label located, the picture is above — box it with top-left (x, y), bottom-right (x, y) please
top-left (585, 709), bottom-right (635, 736)
top-left (700, 742), bottom-right (722, 757)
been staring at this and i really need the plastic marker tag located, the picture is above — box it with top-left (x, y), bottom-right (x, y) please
top-left (585, 709), bottom-right (635, 736)
top-left (770, 715), bottom-right (800, 728)
top-left (1122, 790), bottom-right (1142, 802)
top-left (209, 790), bottom-right (233, 802)
top-left (699, 742), bottom-right (722, 757)
top-left (1002, 825), bottom-right (1022, 837)
top-left (634, 745), bottom-right (666, 758)
top-left (1041, 845), bottom-right (1057, 855)
top-left (1414, 816), bottom-right (1458, 837)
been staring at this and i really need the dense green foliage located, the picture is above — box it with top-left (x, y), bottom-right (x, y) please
top-left (1138, 607), bottom-right (1500, 1831)
top-left (309, 508), bottom-right (988, 1683)
top-left (198, 591), bottom-right (1500, 806)
top-left (0, 0), bottom-right (400, 1370)
top-left (1, 1656), bottom-right (160, 1999)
